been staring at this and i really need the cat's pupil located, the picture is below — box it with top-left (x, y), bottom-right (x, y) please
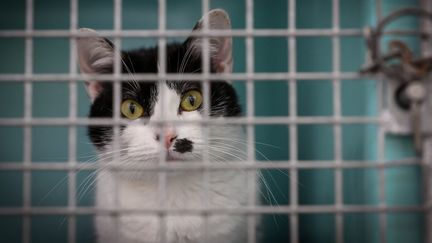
top-left (188, 96), bottom-right (195, 106)
top-left (129, 103), bottom-right (136, 114)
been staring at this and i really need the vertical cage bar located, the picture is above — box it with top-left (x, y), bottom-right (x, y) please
top-left (332, 0), bottom-right (343, 243)
top-left (23, 0), bottom-right (33, 242)
top-left (67, 0), bottom-right (79, 242)
top-left (421, 1), bottom-right (432, 242)
top-left (288, 0), bottom-right (299, 243)
top-left (374, 1), bottom-right (387, 242)
top-left (245, 0), bottom-right (256, 242)
top-left (113, 0), bottom-right (122, 242)
top-left (377, 99), bottom-right (387, 243)
top-left (200, 0), bottom-right (211, 242)
top-left (157, 0), bottom-right (167, 242)
top-left (424, 139), bottom-right (432, 243)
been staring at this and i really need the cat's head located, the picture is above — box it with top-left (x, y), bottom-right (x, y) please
top-left (77, 9), bottom-right (242, 164)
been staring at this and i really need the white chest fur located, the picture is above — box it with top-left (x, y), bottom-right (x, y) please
top-left (95, 168), bottom-right (252, 243)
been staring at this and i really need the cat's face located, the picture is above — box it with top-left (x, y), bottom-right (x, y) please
top-left (77, 10), bottom-right (242, 164)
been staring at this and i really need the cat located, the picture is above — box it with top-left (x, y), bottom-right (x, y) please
top-left (77, 9), bottom-right (256, 243)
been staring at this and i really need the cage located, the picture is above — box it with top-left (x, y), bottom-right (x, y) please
top-left (0, 0), bottom-right (431, 243)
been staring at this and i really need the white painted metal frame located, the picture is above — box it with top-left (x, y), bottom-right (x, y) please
top-left (288, 0), bottom-right (298, 242)
top-left (331, 0), bottom-right (344, 242)
top-left (22, 0), bottom-right (33, 242)
top-left (421, 0), bottom-right (432, 242)
top-left (0, 0), bottom-right (429, 243)
top-left (68, 0), bottom-right (78, 242)
top-left (245, 0), bottom-right (256, 243)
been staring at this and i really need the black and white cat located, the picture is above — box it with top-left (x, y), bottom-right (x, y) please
top-left (77, 9), bottom-right (255, 243)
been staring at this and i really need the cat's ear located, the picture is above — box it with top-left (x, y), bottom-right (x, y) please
top-left (185, 9), bottom-right (233, 73)
top-left (77, 28), bottom-right (114, 102)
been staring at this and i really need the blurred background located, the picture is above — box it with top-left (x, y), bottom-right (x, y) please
top-left (0, 0), bottom-right (427, 242)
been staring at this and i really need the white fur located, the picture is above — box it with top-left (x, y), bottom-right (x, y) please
top-left (95, 84), bottom-right (254, 243)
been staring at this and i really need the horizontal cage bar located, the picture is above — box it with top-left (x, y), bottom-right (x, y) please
top-left (0, 158), bottom-right (420, 171)
top-left (0, 205), bottom-right (426, 216)
top-left (0, 72), bottom-right (364, 81)
top-left (0, 116), bottom-right (382, 126)
top-left (0, 29), bottom-right (430, 38)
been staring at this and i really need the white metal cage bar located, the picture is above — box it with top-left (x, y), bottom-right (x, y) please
top-left (421, 0), bottom-right (432, 242)
top-left (0, 28), bottom-right (429, 38)
top-left (245, 0), bottom-right (257, 241)
top-left (67, 0), bottom-right (78, 242)
top-left (0, 204), bottom-right (424, 215)
top-left (200, 0), bottom-right (211, 242)
top-left (424, 139), bottom-right (432, 243)
top-left (374, 0), bottom-right (388, 242)
top-left (331, 0), bottom-right (343, 241)
top-left (0, 116), bottom-right (384, 126)
top-left (23, 0), bottom-right (33, 242)
top-left (157, 0), bottom-right (168, 242)
top-left (288, 0), bottom-right (299, 242)
top-left (112, 0), bottom-right (123, 242)
top-left (0, 158), bottom-right (422, 171)
top-left (0, 72), bottom-right (366, 82)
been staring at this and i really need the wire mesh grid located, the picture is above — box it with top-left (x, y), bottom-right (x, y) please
top-left (0, 0), bottom-right (430, 242)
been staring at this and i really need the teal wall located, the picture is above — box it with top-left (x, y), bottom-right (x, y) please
top-left (0, 0), bottom-right (424, 242)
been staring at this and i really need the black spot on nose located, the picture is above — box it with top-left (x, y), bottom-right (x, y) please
top-left (173, 138), bottom-right (193, 153)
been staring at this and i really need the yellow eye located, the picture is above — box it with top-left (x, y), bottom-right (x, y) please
top-left (121, 99), bottom-right (144, 119)
top-left (180, 90), bottom-right (203, 112)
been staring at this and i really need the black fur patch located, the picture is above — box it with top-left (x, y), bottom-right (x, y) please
top-left (173, 139), bottom-right (193, 153)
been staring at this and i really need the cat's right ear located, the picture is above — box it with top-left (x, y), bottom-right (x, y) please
top-left (185, 9), bottom-right (233, 74)
top-left (77, 28), bottom-right (114, 102)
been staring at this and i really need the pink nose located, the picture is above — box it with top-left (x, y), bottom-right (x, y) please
top-left (164, 130), bottom-right (177, 149)
top-left (155, 127), bottom-right (177, 149)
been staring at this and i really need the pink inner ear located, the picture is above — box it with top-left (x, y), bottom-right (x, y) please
top-left (214, 37), bottom-right (233, 73)
top-left (85, 81), bottom-right (103, 102)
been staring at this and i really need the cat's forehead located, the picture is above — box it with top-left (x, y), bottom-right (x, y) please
top-left (123, 80), bottom-right (201, 98)
top-left (166, 81), bottom-right (201, 94)
top-left (123, 43), bottom-right (202, 74)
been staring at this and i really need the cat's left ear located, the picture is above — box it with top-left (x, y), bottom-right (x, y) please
top-left (185, 9), bottom-right (233, 73)
top-left (76, 28), bottom-right (114, 102)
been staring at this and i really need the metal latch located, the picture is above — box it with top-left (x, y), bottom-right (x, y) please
top-left (361, 8), bottom-right (432, 155)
